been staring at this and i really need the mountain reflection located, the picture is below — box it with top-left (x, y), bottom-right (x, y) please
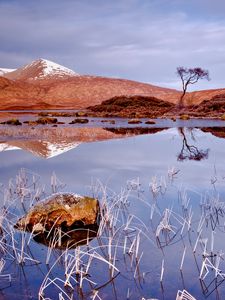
top-left (0, 126), bottom-right (166, 158)
top-left (0, 126), bottom-right (225, 159)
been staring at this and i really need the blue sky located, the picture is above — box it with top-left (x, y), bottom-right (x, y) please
top-left (0, 0), bottom-right (225, 90)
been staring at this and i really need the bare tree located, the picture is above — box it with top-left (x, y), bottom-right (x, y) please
top-left (176, 67), bottom-right (210, 107)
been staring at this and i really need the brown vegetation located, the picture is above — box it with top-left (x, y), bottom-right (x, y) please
top-left (88, 95), bottom-right (175, 118)
top-left (190, 94), bottom-right (225, 116)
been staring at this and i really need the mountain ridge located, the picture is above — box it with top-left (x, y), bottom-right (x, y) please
top-left (0, 58), bottom-right (225, 110)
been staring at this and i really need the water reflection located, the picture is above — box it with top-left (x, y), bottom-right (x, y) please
top-left (177, 128), bottom-right (209, 161)
top-left (1, 125), bottom-right (225, 299)
top-left (1, 125), bottom-right (224, 160)
top-left (33, 226), bottom-right (98, 250)
top-left (0, 126), bottom-right (166, 158)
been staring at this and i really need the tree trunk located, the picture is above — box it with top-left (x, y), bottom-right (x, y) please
top-left (177, 89), bottom-right (186, 108)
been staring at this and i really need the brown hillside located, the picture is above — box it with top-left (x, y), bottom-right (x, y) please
top-left (0, 75), bottom-right (181, 110)
top-left (185, 88), bottom-right (225, 105)
top-left (1, 71), bottom-right (225, 111)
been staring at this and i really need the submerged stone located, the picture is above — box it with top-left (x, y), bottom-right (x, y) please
top-left (15, 193), bottom-right (100, 232)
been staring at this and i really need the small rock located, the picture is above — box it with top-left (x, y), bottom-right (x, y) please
top-left (145, 120), bottom-right (155, 125)
top-left (36, 117), bottom-right (58, 124)
top-left (1, 118), bottom-right (22, 126)
top-left (69, 118), bottom-right (89, 124)
top-left (128, 118), bottom-right (142, 124)
top-left (179, 114), bottom-right (190, 120)
top-left (75, 111), bottom-right (88, 117)
top-left (101, 119), bottom-right (116, 124)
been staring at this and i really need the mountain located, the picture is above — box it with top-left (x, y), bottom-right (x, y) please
top-left (0, 66), bottom-right (181, 110)
top-left (0, 58), bottom-right (225, 110)
top-left (0, 68), bottom-right (16, 76)
top-left (4, 58), bottom-right (79, 81)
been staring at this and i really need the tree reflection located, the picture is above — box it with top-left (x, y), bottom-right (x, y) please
top-left (177, 128), bottom-right (209, 161)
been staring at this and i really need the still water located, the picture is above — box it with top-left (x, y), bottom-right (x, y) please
top-left (0, 124), bottom-right (225, 299)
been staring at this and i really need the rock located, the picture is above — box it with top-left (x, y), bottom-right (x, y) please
top-left (38, 112), bottom-right (49, 117)
top-left (75, 111), bottom-right (88, 117)
top-left (1, 118), bottom-right (22, 126)
top-left (69, 118), bottom-right (89, 124)
top-left (24, 117), bottom-right (59, 126)
top-left (128, 118), bottom-right (142, 124)
top-left (179, 114), bottom-right (190, 120)
top-left (15, 193), bottom-right (100, 232)
top-left (101, 119), bottom-right (116, 124)
top-left (145, 120), bottom-right (155, 125)
top-left (36, 117), bottom-right (58, 124)
top-left (23, 120), bottom-right (37, 126)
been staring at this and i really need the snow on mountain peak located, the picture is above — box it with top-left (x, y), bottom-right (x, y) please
top-left (3, 58), bottom-right (80, 81)
top-left (29, 58), bottom-right (79, 79)
top-left (0, 68), bottom-right (16, 76)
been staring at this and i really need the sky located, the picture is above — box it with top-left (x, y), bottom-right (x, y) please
top-left (0, 0), bottom-right (225, 90)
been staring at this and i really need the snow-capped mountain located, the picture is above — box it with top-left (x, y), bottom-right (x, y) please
top-left (4, 58), bottom-right (79, 81)
top-left (0, 68), bottom-right (16, 76)
top-left (0, 57), bottom-right (183, 110)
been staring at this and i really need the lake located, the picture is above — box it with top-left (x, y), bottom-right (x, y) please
top-left (0, 117), bottom-right (225, 300)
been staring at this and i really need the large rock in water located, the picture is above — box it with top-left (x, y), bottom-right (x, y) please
top-left (15, 193), bottom-right (100, 232)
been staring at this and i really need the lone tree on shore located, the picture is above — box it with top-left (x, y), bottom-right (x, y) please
top-left (176, 67), bottom-right (210, 107)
